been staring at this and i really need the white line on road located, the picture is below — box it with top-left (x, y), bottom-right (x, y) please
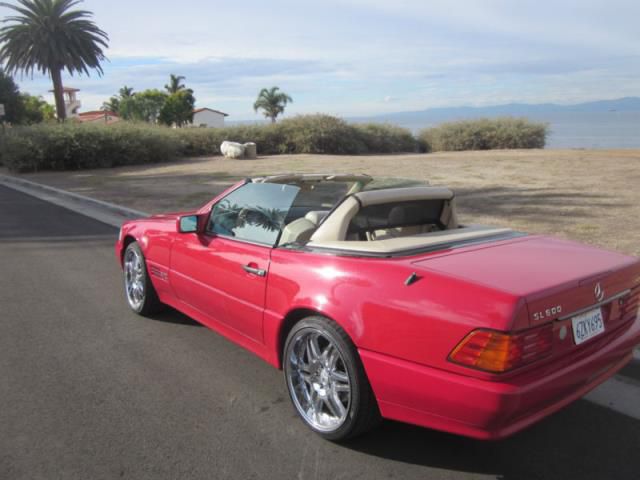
top-left (585, 376), bottom-right (640, 420)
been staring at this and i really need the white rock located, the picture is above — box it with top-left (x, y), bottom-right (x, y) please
top-left (220, 141), bottom-right (245, 159)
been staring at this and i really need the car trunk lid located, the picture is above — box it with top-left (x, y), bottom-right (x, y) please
top-left (411, 235), bottom-right (640, 328)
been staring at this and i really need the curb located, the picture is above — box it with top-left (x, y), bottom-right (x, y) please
top-left (0, 174), bottom-right (149, 228)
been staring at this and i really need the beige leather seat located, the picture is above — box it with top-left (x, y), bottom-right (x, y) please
top-left (368, 205), bottom-right (438, 240)
top-left (279, 210), bottom-right (330, 245)
top-left (311, 187), bottom-right (457, 243)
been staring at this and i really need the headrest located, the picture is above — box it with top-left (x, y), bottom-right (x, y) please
top-left (305, 210), bottom-right (330, 225)
top-left (354, 187), bottom-right (453, 207)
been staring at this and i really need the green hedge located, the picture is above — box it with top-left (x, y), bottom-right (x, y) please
top-left (174, 115), bottom-right (418, 155)
top-left (0, 115), bottom-right (420, 172)
top-left (0, 123), bottom-right (179, 172)
top-left (0, 114), bottom-right (548, 172)
top-left (418, 117), bottom-right (547, 152)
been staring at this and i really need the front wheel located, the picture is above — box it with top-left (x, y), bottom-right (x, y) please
top-left (123, 241), bottom-right (163, 316)
top-left (283, 316), bottom-right (381, 441)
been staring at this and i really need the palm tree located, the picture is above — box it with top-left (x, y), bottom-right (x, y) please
top-left (119, 85), bottom-right (135, 98)
top-left (0, 0), bottom-right (108, 121)
top-left (101, 97), bottom-right (119, 113)
top-left (165, 74), bottom-right (186, 94)
top-left (101, 85), bottom-right (134, 114)
top-left (253, 86), bottom-right (292, 123)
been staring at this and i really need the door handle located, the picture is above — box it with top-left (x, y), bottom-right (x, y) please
top-left (243, 264), bottom-right (266, 277)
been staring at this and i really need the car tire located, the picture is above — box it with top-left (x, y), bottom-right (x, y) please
top-left (123, 241), bottom-right (163, 316)
top-left (283, 315), bottom-right (381, 441)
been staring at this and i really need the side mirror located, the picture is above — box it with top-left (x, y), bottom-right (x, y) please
top-left (178, 215), bottom-right (200, 233)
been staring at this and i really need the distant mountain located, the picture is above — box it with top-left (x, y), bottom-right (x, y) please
top-left (349, 97), bottom-right (640, 125)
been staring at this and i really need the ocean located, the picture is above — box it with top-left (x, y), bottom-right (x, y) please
top-left (230, 110), bottom-right (640, 149)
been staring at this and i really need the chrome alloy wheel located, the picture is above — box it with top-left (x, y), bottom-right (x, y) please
top-left (286, 329), bottom-right (352, 432)
top-left (124, 247), bottom-right (145, 310)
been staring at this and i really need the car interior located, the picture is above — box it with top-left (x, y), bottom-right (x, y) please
top-left (254, 175), bottom-right (513, 253)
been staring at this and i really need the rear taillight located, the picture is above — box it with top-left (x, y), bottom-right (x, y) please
top-left (620, 285), bottom-right (640, 322)
top-left (449, 325), bottom-right (553, 373)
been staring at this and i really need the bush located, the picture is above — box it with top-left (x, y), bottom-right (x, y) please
top-left (173, 123), bottom-right (288, 156)
top-left (0, 115), bottom-right (547, 173)
top-left (354, 123), bottom-right (418, 153)
top-left (1, 122), bottom-right (179, 172)
top-left (277, 115), bottom-right (367, 154)
top-left (0, 115), bottom-right (420, 172)
top-left (418, 117), bottom-right (547, 152)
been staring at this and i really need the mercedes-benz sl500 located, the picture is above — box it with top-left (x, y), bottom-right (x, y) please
top-left (115, 174), bottom-right (640, 440)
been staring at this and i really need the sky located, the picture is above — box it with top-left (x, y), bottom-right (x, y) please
top-left (2, 0), bottom-right (639, 120)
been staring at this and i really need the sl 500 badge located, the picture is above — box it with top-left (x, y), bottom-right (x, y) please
top-left (533, 305), bottom-right (562, 321)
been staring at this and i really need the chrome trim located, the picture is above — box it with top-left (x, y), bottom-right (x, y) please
top-left (558, 289), bottom-right (631, 320)
top-left (242, 264), bottom-right (267, 277)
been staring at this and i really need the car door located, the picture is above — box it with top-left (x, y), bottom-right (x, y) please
top-left (169, 182), bottom-right (300, 342)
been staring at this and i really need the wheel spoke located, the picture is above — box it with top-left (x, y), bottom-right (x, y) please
top-left (307, 334), bottom-right (321, 362)
top-left (323, 396), bottom-right (340, 418)
top-left (333, 382), bottom-right (350, 393)
top-left (329, 391), bottom-right (346, 417)
top-left (311, 391), bottom-right (323, 416)
top-left (326, 346), bottom-right (338, 368)
top-left (330, 370), bottom-right (349, 384)
top-left (298, 380), bottom-right (313, 405)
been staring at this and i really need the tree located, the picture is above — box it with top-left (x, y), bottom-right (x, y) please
top-left (20, 93), bottom-right (55, 124)
top-left (0, 0), bottom-right (108, 121)
top-left (102, 85), bottom-right (135, 114)
top-left (165, 74), bottom-right (186, 94)
top-left (158, 90), bottom-right (195, 127)
top-left (253, 86), bottom-right (292, 123)
top-left (0, 69), bottom-right (22, 123)
top-left (102, 96), bottom-right (120, 114)
top-left (119, 85), bottom-right (134, 98)
top-left (120, 89), bottom-right (167, 123)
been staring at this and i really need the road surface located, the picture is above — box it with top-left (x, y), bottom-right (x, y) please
top-left (1, 185), bottom-right (639, 480)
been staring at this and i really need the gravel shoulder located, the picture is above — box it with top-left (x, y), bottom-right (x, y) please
top-left (4, 148), bottom-right (640, 256)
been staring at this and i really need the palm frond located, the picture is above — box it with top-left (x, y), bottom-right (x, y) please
top-left (0, 0), bottom-right (108, 77)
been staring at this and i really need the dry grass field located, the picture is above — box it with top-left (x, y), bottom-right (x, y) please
top-left (9, 148), bottom-right (640, 256)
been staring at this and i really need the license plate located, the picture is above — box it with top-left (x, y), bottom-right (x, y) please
top-left (571, 308), bottom-right (605, 345)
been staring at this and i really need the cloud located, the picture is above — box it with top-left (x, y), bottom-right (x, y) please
top-left (3, 0), bottom-right (639, 118)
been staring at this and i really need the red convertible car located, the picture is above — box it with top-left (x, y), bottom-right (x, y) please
top-left (116, 174), bottom-right (640, 441)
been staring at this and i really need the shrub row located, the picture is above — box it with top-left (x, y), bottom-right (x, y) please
top-left (418, 117), bottom-right (547, 152)
top-left (0, 115), bottom-right (547, 172)
top-left (0, 123), bottom-right (179, 172)
top-left (174, 115), bottom-right (418, 156)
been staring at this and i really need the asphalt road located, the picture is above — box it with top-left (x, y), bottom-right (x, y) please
top-left (1, 184), bottom-right (639, 480)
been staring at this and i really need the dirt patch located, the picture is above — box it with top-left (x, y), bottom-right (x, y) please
top-left (6, 148), bottom-right (640, 256)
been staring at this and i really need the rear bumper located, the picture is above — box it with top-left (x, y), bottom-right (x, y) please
top-left (360, 315), bottom-right (640, 440)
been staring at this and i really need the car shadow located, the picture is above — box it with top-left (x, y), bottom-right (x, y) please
top-left (147, 307), bottom-right (203, 327)
top-left (343, 400), bottom-right (640, 479)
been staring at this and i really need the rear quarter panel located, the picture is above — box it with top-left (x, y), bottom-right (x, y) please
top-left (265, 248), bottom-right (526, 371)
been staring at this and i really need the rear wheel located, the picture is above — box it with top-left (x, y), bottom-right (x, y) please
top-left (283, 316), bottom-right (381, 441)
top-left (123, 241), bottom-right (162, 316)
